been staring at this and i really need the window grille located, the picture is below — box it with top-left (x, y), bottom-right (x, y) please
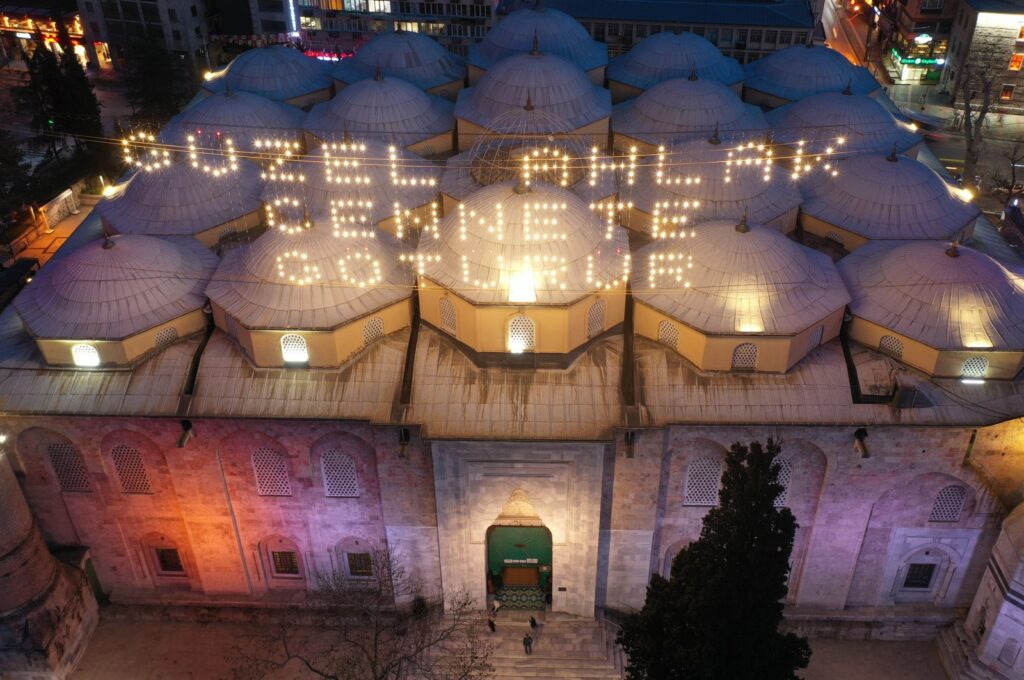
top-left (683, 458), bottom-right (722, 506)
top-left (587, 300), bottom-right (606, 339)
top-left (507, 315), bottom-right (536, 352)
top-left (322, 448), bottom-right (359, 497)
top-left (732, 343), bottom-right (758, 370)
top-left (439, 297), bottom-right (457, 335)
top-left (363, 317), bottom-right (385, 346)
top-left (879, 335), bottom-right (903, 358)
top-left (774, 458), bottom-right (794, 507)
top-left (111, 444), bottom-right (153, 494)
top-left (961, 356), bottom-right (989, 379)
top-left (155, 548), bottom-right (185, 573)
top-left (825, 231), bottom-right (845, 245)
top-left (929, 485), bottom-right (967, 522)
top-left (998, 639), bottom-right (1020, 667)
top-left (808, 325), bottom-right (824, 353)
top-left (281, 334), bottom-right (308, 363)
top-left (903, 563), bottom-right (936, 589)
top-left (48, 442), bottom-right (91, 492)
top-left (154, 327), bottom-right (178, 348)
top-left (252, 447), bottom-right (292, 496)
top-left (347, 552), bottom-right (373, 577)
top-left (658, 320), bottom-right (678, 350)
top-left (271, 550), bottom-right (300, 576)
top-left (71, 343), bottom-right (100, 367)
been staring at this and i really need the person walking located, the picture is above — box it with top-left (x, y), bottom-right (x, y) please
top-left (529, 615), bottom-right (537, 631)
top-left (487, 617), bottom-right (496, 633)
top-left (523, 632), bottom-right (533, 655)
top-left (491, 599), bottom-right (501, 616)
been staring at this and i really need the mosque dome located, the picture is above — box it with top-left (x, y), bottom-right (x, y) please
top-left (607, 31), bottom-right (743, 91)
top-left (632, 218), bottom-right (850, 335)
top-left (97, 159), bottom-right (264, 239)
top-left (469, 6), bottom-right (607, 73)
top-left (767, 92), bottom-right (921, 156)
top-left (14, 234), bottom-right (218, 340)
top-left (838, 241), bottom-right (1024, 351)
top-left (613, 77), bottom-right (768, 146)
top-left (455, 51), bottom-right (611, 132)
top-left (206, 223), bottom-right (413, 330)
top-left (158, 90), bottom-right (306, 147)
top-left (205, 46), bottom-right (333, 103)
top-left (416, 179), bottom-right (630, 305)
top-left (304, 74), bottom-right (455, 149)
top-left (800, 152), bottom-right (979, 242)
top-left (743, 45), bottom-right (880, 102)
top-left (333, 29), bottom-right (466, 91)
top-left (625, 136), bottom-right (802, 233)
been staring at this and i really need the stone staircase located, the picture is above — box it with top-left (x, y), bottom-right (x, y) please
top-left (482, 610), bottom-right (624, 679)
top-left (937, 622), bottom-right (1010, 680)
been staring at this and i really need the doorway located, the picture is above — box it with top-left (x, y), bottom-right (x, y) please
top-left (486, 525), bottom-right (552, 610)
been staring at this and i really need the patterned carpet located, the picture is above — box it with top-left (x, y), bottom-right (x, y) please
top-left (497, 585), bottom-right (546, 609)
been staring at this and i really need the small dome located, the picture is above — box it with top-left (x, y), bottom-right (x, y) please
top-left (613, 77), bottom-right (768, 146)
top-left (469, 7), bottom-right (607, 73)
top-left (625, 137), bottom-right (802, 231)
top-left (305, 75), bottom-right (454, 148)
top-left (97, 159), bottom-right (264, 238)
top-left (207, 225), bottom-right (413, 330)
top-left (14, 234), bottom-right (218, 340)
top-left (608, 31), bottom-right (743, 91)
top-left (205, 46), bottom-right (332, 102)
top-left (456, 51), bottom-right (611, 132)
top-left (767, 92), bottom-right (921, 155)
top-left (158, 90), bottom-right (306, 146)
top-left (333, 30), bottom-right (466, 91)
top-left (632, 218), bottom-right (850, 335)
top-left (744, 45), bottom-right (880, 102)
top-left (838, 241), bottom-right (1024, 351)
top-left (800, 152), bottom-right (979, 241)
top-left (417, 180), bottom-right (630, 305)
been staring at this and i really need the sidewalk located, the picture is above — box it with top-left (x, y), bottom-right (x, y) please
top-left (7, 204), bottom-right (95, 268)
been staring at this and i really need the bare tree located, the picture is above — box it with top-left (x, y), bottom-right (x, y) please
top-left (953, 33), bottom-right (1011, 191)
top-left (988, 141), bottom-right (1024, 201)
top-left (232, 547), bottom-right (493, 680)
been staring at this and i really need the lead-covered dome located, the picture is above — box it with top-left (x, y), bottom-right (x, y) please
top-left (767, 92), bottom-right (921, 156)
top-left (417, 179), bottom-right (630, 305)
top-left (14, 234), bottom-right (218, 340)
top-left (158, 90), bottom-right (306, 147)
top-left (469, 6), bottom-right (607, 74)
top-left (838, 241), bottom-right (1024, 351)
top-left (333, 30), bottom-right (466, 92)
top-left (205, 46), bottom-right (333, 103)
top-left (613, 77), bottom-right (768, 147)
top-left (608, 31), bottom-right (743, 92)
top-left (800, 152), bottom-right (978, 242)
top-left (744, 45), bottom-right (880, 103)
top-left (632, 218), bottom-right (850, 335)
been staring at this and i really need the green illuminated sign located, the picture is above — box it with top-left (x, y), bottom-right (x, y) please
top-left (891, 47), bottom-right (942, 65)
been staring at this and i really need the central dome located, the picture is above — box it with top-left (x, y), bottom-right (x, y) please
top-left (333, 30), bottom-right (466, 92)
top-left (469, 6), bottom-right (607, 73)
top-left (205, 46), bottom-right (332, 103)
top-left (743, 45), bottom-right (880, 103)
top-left (608, 31), bottom-right (743, 91)
top-left (159, 90), bottom-right (306, 147)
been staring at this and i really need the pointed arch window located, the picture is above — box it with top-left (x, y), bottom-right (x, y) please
top-left (322, 448), bottom-right (359, 498)
top-left (929, 484), bottom-right (967, 522)
top-left (732, 343), bottom-right (758, 370)
top-left (683, 458), bottom-right (722, 506)
top-left (281, 334), bottom-right (308, 363)
top-left (48, 442), bottom-right (92, 493)
top-left (252, 447), bottom-right (292, 497)
top-left (111, 444), bottom-right (153, 494)
top-left (507, 314), bottom-right (536, 353)
top-left (587, 299), bottom-right (606, 339)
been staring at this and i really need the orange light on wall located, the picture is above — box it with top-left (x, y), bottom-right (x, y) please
top-left (1010, 53), bottom-right (1024, 71)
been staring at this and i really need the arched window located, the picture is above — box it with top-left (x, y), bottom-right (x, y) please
top-left (363, 317), bottom-right (385, 346)
top-left (71, 343), bottom-right (100, 367)
top-left (929, 484), bottom-right (967, 522)
top-left (111, 444), bottom-right (153, 494)
top-left (961, 356), bottom-right (989, 379)
top-left (264, 536), bottom-right (304, 582)
top-left (879, 335), bottom-right (903, 359)
top-left (732, 343), bottom-right (758, 370)
top-left (154, 327), bottom-right (179, 348)
top-left (683, 458), bottom-right (722, 506)
top-left (587, 299), bottom-right (606, 339)
top-left (48, 442), bottom-right (91, 493)
top-left (774, 458), bottom-right (794, 508)
top-left (808, 325), bottom-right (824, 353)
top-left (336, 537), bottom-right (375, 580)
top-left (252, 447), bottom-right (292, 496)
top-left (144, 534), bottom-right (187, 581)
top-left (322, 448), bottom-right (359, 498)
top-left (280, 334), bottom-right (308, 363)
top-left (507, 314), bottom-right (536, 353)
top-left (439, 297), bottom-right (457, 335)
top-left (658, 320), bottom-right (678, 350)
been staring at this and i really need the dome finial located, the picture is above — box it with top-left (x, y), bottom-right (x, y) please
top-left (735, 208), bottom-right (749, 233)
top-left (302, 204), bottom-right (313, 230)
top-left (342, 127), bottom-right (351, 143)
top-left (708, 122), bottom-right (720, 145)
top-left (531, 30), bottom-right (540, 55)
top-left (224, 80), bottom-right (232, 97)
top-left (374, 61), bottom-right (383, 81)
top-left (102, 234), bottom-right (116, 249)
top-left (886, 144), bottom-right (898, 162)
top-left (842, 78), bottom-right (852, 95)
top-left (524, 91), bottom-right (534, 111)
top-left (688, 63), bottom-right (698, 81)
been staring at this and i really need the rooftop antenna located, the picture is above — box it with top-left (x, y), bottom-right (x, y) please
top-left (524, 91), bottom-right (534, 111)
top-left (842, 78), bottom-right (852, 95)
top-left (708, 121), bottom-right (720, 145)
top-left (735, 207), bottom-right (749, 233)
top-left (374, 61), bottom-right (383, 81)
top-left (530, 30), bottom-right (540, 55)
top-left (688, 63), bottom-right (698, 81)
top-left (886, 144), bottom-right (898, 162)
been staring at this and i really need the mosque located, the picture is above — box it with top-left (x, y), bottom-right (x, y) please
top-left (3, 9), bottom-right (1024, 680)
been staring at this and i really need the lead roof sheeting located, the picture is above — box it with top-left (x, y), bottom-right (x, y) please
top-left (333, 31), bottom-right (467, 91)
top-left (205, 46), bottom-right (333, 103)
top-left (468, 7), bottom-right (608, 72)
top-left (607, 31), bottom-right (744, 91)
top-left (158, 90), bottom-right (306, 147)
top-left (743, 45), bottom-right (880, 102)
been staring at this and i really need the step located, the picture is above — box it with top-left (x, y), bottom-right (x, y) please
top-left (936, 622), bottom-right (1008, 680)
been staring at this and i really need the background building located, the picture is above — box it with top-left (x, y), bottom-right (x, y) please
top-left (944, 0), bottom-right (1024, 113)
top-left (75, 0), bottom-right (213, 69)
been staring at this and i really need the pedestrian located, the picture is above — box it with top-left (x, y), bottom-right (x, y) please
top-left (491, 599), bottom-right (501, 616)
top-left (523, 632), bottom-right (533, 655)
top-left (529, 615), bottom-right (537, 632)
top-left (487, 617), bottom-right (496, 633)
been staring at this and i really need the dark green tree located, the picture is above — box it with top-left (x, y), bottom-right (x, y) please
top-left (0, 129), bottom-right (32, 221)
top-left (20, 36), bottom-right (63, 162)
top-left (123, 42), bottom-right (196, 126)
top-left (53, 27), bottom-right (104, 152)
top-left (618, 439), bottom-right (811, 680)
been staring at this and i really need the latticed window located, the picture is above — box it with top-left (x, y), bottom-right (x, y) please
top-left (271, 550), bottom-right (300, 576)
top-left (732, 343), bottom-right (758, 370)
top-left (48, 442), bottom-right (91, 492)
top-left (961, 356), bottom-right (989, 379)
top-left (439, 297), bottom-right (457, 335)
top-left (154, 327), bottom-right (178, 348)
top-left (347, 552), bottom-right (373, 577)
top-left (587, 300), bottom-right (606, 339)
top-left (280, 334), bottom-right (308, 363)
top-left (322, 448), bottom-right (359, 497)
top-left (363, 317), bottom-right (385, 346)
top-left (929, 484), bottom-right (967, 522)
top-left (683, 458), bottom-right (722, 506)
top-left (879, 335), bottom-right (903, 358)
top-left (111, 444), bottom-right (153, 494)
top-left (808, 325), bottom-right (824, 353)
top-left (507, 314), bottom-right (536, 353)
top-left (154, 547), bottom-right (185, 574)
top-left (71, 343), bottom-right (100, 367)
top-left (903, 563), bottom-right (936, 589)
top-left (252, 447), bottom-right (292, 496)
top-left (658, 320), bottom-right (678, 350)
top-left (774, 458), bottom-right (794, 508)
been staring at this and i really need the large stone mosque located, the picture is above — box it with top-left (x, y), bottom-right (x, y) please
top-left (5, 8), bottom-right (1024, 679)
